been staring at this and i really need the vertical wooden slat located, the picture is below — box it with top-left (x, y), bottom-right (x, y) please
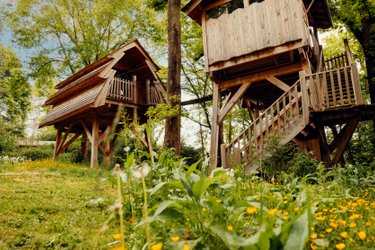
top-left (329, 70), bottom-right (336, 107)
top-left (344, 67), bottom-right (351, 104)
top-left (337, 69), bottom-right (343, 104)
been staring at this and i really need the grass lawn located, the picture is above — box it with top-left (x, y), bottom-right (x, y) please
top-left (0, 160), bottom-right (118, 249)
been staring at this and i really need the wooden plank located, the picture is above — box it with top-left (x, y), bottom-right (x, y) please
top-left (220, 63), bottom-right (302, 89)
top-left (218, 82), bottom-right (252, 124)
top-left (265, 76), bottom-right (290, 92)
top-left (58, 132), bottom-right (82, 155)
top-left (343, 67), bottom-right (352, 103)
top-left (351, 63), bottom-right (363, 105)
top-left (337, 69), bottom-right (344, 104)
top-left (329, 70), bottom-right (336, 107)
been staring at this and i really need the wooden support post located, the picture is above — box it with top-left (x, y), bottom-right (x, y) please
top-left (90, 116), bottom-right (99, 168)
top-left (209, 82), bottom-right (221, 172)
top-left (146, 79), bottom-right (151, 104)
top-left (218, 82), bottom-right (252, 124)
top-left (54, 126), bottom-right (62, 159)
top-left (300, 71), bottom-right (310, 124)
top-left (133, 75), bottom-right (138, 104)
top-left (331, 119), bottom-right (359, 165)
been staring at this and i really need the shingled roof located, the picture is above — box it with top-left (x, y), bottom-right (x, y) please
top-left (40, 39), bottom-right (165, 128)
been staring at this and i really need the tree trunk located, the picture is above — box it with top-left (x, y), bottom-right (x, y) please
top-left (164, 0), bottom-right (181, 154)
top-left (360, 18), bottom-right (375, 136)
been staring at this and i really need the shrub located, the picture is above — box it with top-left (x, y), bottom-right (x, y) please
top-left (5, 146), bottom-right (53, 161)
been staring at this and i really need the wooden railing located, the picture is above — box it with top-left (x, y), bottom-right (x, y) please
top-left (147, 80), bottom-right (164, 105)
top-left (324, 53), bottom-right (348, 70)
top-left (305, 64), bottom-right (363, 111)
top-left (107, 77), bottom-right (136, 103)
top-left (222, 61), bottom-right (363, 169)
top-left (222, 79), bottom-right (309, 168)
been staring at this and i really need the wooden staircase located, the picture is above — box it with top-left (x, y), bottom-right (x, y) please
top-left (221, 54), bottom-right (363, 171)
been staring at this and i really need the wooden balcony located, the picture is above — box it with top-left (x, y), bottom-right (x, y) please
top-left (107, 76), bottom-right (164, 105)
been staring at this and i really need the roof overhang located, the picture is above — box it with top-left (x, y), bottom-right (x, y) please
top-left (182, 0), bottom-right (333, 29)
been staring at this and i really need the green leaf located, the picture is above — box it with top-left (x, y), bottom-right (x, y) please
top-left (149, 182), bottom-right (166, 196)
top-left (284, 210), bottom-right (309, 250)
top-left (154, 200), bottom-right (175, 217)
top-left (125, 153), bottom-right (135, 170)
top-left (192, 176), bottom-right (212, 200)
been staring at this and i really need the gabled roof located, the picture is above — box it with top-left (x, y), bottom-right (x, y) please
top-left (40, 39), bottom-right (164, 128)
top-left (182, 0), bottom-right (332, 29)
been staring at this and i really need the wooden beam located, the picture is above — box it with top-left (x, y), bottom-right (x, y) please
top-left (219, 63), bottom-right (302, 89)
top-left (331, 119), bottom-right (359, 165)
top-left (90, 116), bottom-right (99, 168)
top-left (209, 82), bottom-right (221, 172)
top-left (218, 82), bottom-right (252, 124)
top-left (265, 76), bottom-right (290, 92)
top-left (57, 132), bottom-right (82, 155)
top-left (208, 41), bottom-right (305, 73)
top-left (80, 120), bottom-right (93, 143)
top-left (54, 126), bottom-right (63, 159)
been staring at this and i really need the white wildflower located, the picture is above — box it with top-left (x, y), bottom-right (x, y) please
top-left (108, 202), bottom-right (122, 212)
top-left (89, 197), bottom-right (105, 205)
top-left (131, 162), bottom-right (150, 179)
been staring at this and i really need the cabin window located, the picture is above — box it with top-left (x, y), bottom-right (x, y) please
top-left (207, 0), bottom-right (244, 20)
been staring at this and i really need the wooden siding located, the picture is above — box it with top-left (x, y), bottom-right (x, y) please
top-left (204, 0), bottom-right (310, 66)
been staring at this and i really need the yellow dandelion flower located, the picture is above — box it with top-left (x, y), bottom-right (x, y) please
top-left (338, 219), bottom-right (346, 227)
top-left (111, 246), bottom-right (126, 250)
top-left (349, 214), bottom-right (361, 220)
top-left (319, 233), bottom-right (325, 238)
top-left (329, 221), bottom-right (338, 228)
top-left (349, 222), bottom-right (356, 228)
top-left (335, 243), bottom-right (345, 250)
top-left (171, 236), bottom-right (180, 242)
top-left (293, 207), bottom-right (300, 212)
top-left (113, 233), bottom-right (122, 240)
top-left (246, 206), bottom-right (257, 215)
top-left (267, 209), bottom-right (278, 215)
top-left (358, 231), bottom-right (366, 241)
top-left (182, 243), bottom-right (189, 250)
top-left (283, 211), bottom-right (289, 216)
top-left (310, 233), bottom-right (318, 239)
top-left (310, 243), bottom-right (317, 250)
top-left (326, 228), bottom-right (333, 233)
top-left (227, 225), bottom-right (233, 231)
top-left (151, 242), bottom-right (163, 250)
top-left (283, 216), bottom-right (288, 220)
top-left (316, 216), bottom-right (326, 221)
top-left (340, 232), bottom-right (348, 238)
top-left (216, 199), bottom-right (222, 204)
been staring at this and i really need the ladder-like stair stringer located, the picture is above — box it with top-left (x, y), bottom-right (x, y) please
top-left (221, 60), bottom-right (362, 171)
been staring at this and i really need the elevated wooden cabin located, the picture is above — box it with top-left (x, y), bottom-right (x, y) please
top-left (40, 40), bottom-right (166, 168)
top-left (183, 0), bottom-right (375, 170)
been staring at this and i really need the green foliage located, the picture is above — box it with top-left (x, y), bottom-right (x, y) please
top-left (0, 46), bottom-right (30, 135)
top-left (10, 146), bottom-right (54, 161)
top-left (259, 136), bottom-right (298, 180)
top-left (3, 0), bottom-right (164, 96)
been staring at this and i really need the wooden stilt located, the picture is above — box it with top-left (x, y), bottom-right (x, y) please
top-left (90, 116), bottom-right (99, 168)
top-left (209, 82), bottom-right (221, 172)
top-left (54, 126), bottom-right (62, 159)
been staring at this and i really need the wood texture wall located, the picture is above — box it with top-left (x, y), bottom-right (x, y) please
top-left (204, 0), bottom-right (310, 66)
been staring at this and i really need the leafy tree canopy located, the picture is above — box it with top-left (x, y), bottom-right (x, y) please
top-left (0, 45), bottom-right (30, 135)
top-left (3, 0), bottom-right (164, 96)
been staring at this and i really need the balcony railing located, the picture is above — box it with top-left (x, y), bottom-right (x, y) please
top-left (107, 77), bottom-right (136, 103)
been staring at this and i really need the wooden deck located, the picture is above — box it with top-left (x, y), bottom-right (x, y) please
top-left (221, 53), bottom-right (367, 169)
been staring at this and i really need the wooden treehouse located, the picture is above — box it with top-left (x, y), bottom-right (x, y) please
top-left (183, 0), bottom-right (375, 170)
top-left (39, 40), bottom-right (166, 168)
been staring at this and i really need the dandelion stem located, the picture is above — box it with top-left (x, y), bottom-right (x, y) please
top-left (117, 172), bottom-right (125, 249)
top-left (141, 175), bottom-right (151, 250)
